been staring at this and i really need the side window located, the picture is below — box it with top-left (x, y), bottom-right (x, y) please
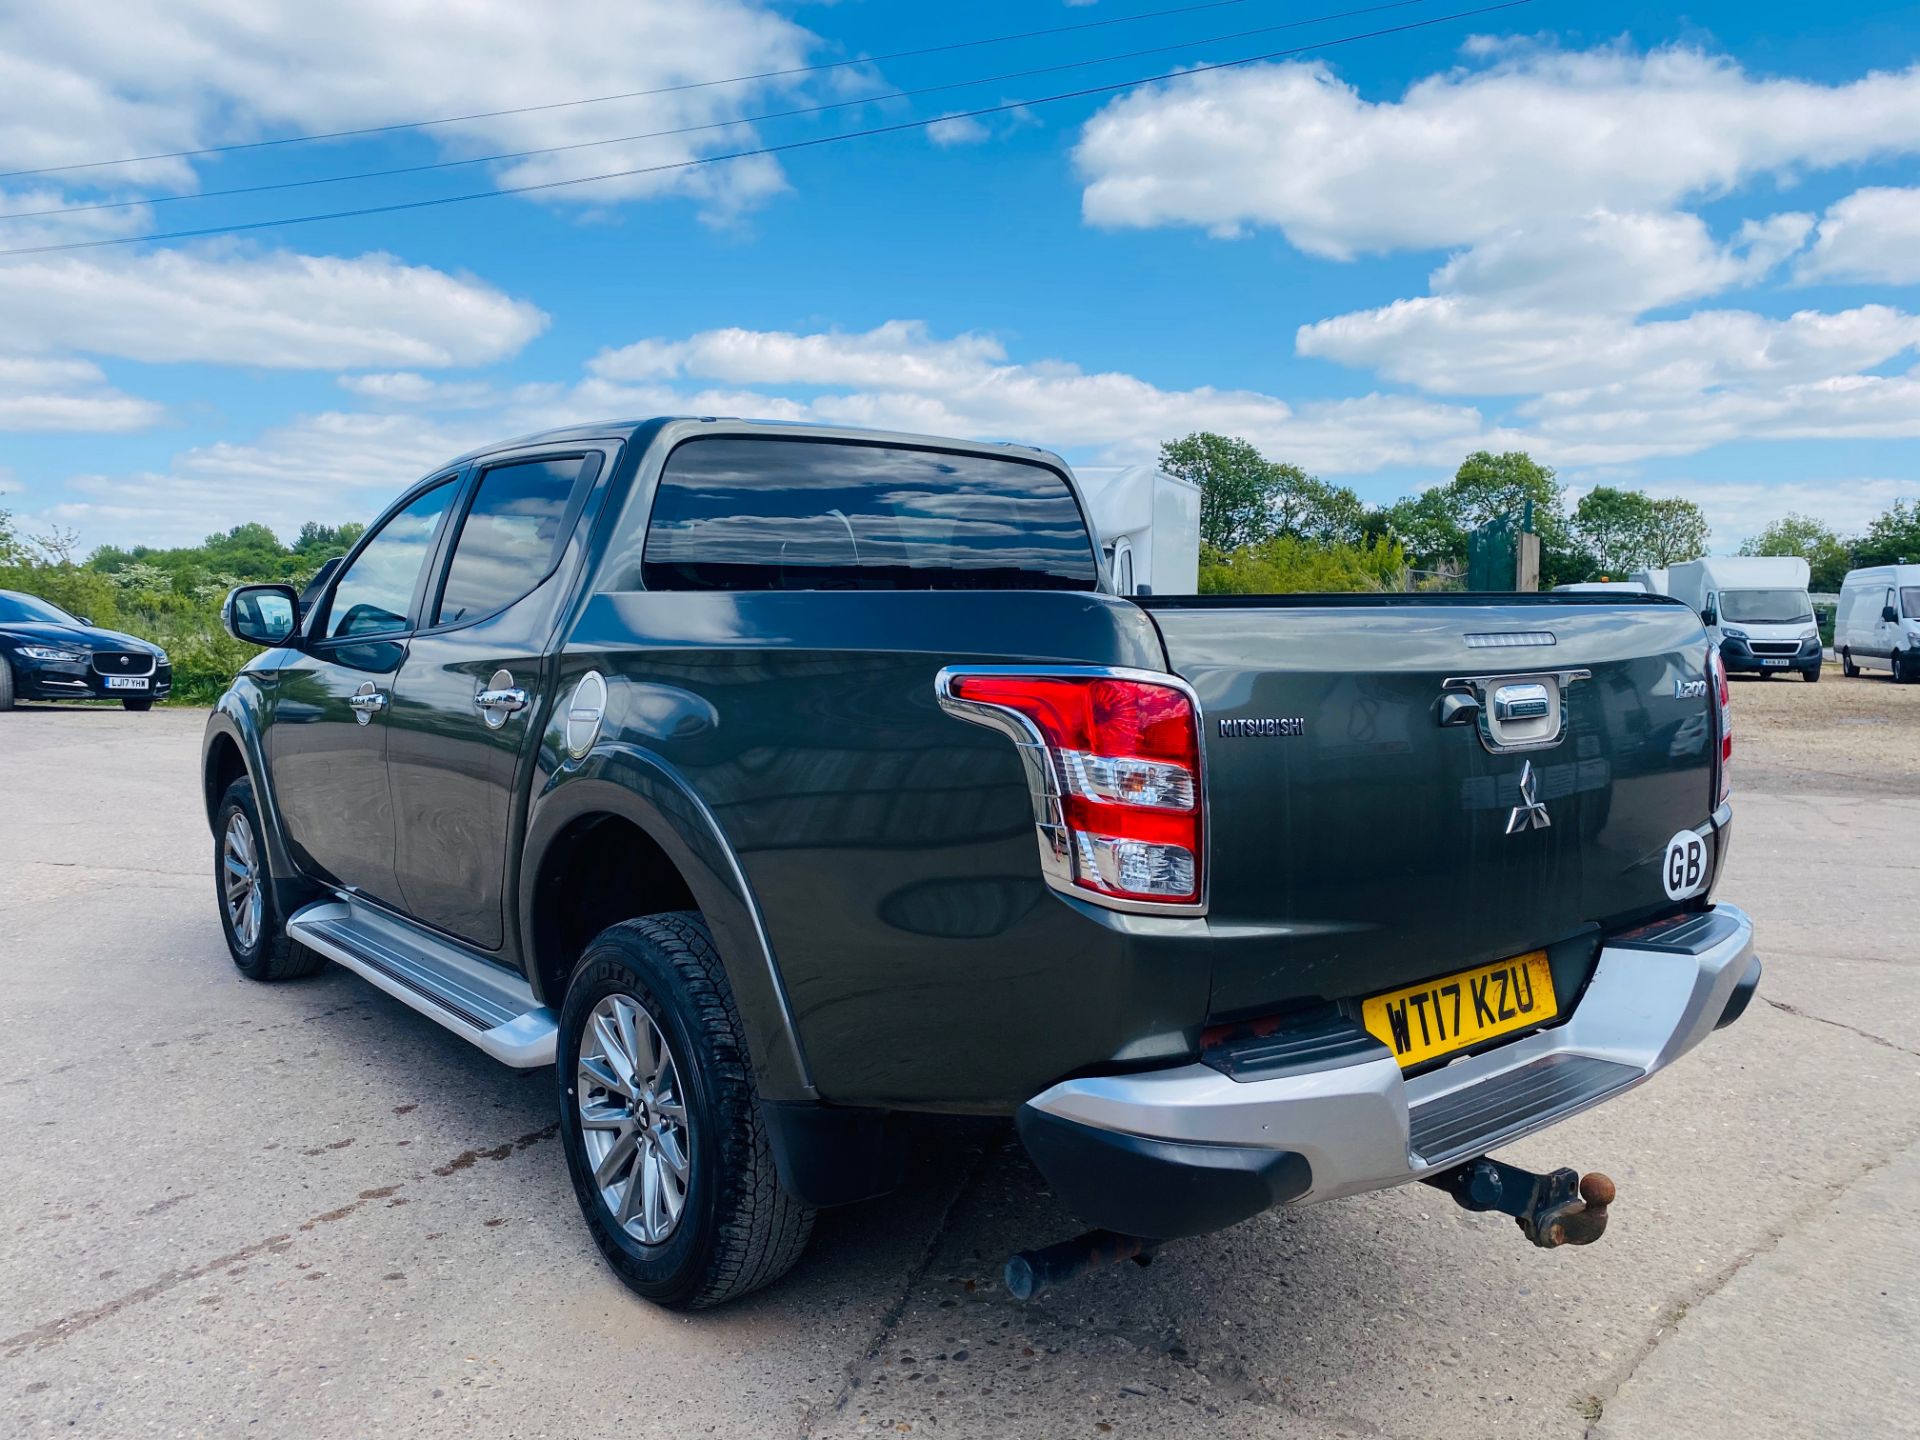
top-left (1902, 586), bottom-right (1920, 618)
top-left (435, 455), bottom-right (589, 626)
top-left (630, 437), bottom-right (1098, 592)
top-left (321, 481), bottom-right (456, 641)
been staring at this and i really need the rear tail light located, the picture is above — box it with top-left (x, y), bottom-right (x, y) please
top-left (936, 668), bottom-right (1204, 910)
top-left (1709, 645), bottom-right (1732, 806)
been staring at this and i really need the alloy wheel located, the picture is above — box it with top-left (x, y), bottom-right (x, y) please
top-left (222, 811), bottom-right (264, 952)
top-left (577, 993), bottom-right (692, 1245)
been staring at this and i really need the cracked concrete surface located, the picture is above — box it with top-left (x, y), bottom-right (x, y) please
top-left (2, 686), bottom-right (1916, 1438)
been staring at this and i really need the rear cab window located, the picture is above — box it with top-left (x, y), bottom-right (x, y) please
top-left (610, 436), bottom-right (1098, 592)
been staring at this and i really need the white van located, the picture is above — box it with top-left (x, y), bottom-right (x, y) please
top-left (1668, 556), bottom-right (1821, 681)
top-left (1835, 564), bottom-right (1920, 683)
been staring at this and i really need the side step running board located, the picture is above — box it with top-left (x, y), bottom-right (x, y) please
top-left (288, 900), bottom-right (557, 1068)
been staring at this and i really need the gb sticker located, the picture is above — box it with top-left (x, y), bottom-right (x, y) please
top-left (1662, 830), bottom-right (1709, 900)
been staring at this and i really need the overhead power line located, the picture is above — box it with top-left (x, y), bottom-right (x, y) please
top-left (0, 0), bottom-right (1271, 181)
top-left (0, 0), bottom-right (1429, 223)
top-left (0, 2), bottom-right (1532, 261)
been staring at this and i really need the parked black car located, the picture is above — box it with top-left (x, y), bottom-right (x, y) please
top-left (0, 589), bottom-right (171, 711)
top-left (204, 419), bottom-right (1758, 1309)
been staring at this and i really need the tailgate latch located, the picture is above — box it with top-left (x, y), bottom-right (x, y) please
top-left (1439, 668), bottom-right (1591, 753)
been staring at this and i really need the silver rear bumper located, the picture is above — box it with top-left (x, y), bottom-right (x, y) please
top-left (1027, 904), bottom-right (1758, 1205)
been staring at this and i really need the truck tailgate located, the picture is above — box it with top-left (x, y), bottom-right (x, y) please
top-left (1137, 595), bottom-right (1719, 1021)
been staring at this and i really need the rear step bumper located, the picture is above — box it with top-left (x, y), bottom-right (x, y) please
top-left (1022, 903), bottom-right (1758, 1240)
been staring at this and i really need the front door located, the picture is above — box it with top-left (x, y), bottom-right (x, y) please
top-left (272, 477), bottom-right (461, 905)
top-left (387, 449), bottom-right (610, 949)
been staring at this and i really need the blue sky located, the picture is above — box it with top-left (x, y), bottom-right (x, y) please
top-left (2, 0), bottom-right (1917, 551)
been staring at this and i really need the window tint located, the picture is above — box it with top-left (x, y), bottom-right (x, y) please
top-left (1903, 587), bottom-right (1920, 619)
top-left (436, 456), bottom-right (587, 625)
top-left (633, 437), bottom-right (1097, 592)
top-left (322, 482), bottom-right (455, 641)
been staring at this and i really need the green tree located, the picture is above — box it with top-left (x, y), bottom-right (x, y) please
top-left (1738, 513), bottom-right (1854, 592)
top-left (1160, 432), bottom-right (1367, 550)
top-left (1162, 433), bottom-right (1280, 551)
top-left (1381, 450), bottom-right (1589, 586)
top-left (1574, 487), bottom-right (1711, 575)
top-left (1857, 499), bottom-right (1920, 568)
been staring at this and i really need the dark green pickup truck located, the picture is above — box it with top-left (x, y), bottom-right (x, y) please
top-left (206, 418), bottom-right (1758, 1307)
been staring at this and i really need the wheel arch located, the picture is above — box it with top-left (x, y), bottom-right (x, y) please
top-left (202, 694), bottom-right (320, 918)
top-left (521, 743), bottom-right (815, 1103)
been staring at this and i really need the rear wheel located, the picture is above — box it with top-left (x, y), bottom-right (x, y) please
top-left (557, 913), bottom-right (813, 1309)
top-left (121, 696), bottom-right (154, 711)
top-left (214, 777), bottom-right (324, 981)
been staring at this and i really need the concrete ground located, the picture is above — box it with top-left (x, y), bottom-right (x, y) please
top-left (2, 678), bottom-right (1916, 1439)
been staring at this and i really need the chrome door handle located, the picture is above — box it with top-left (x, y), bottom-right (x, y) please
top-left (476, 668), bottom-right (529, 730)
top-left (475, 687), bottom-right (528, 713)
top-left (348, 684), bottom-right (388, 726)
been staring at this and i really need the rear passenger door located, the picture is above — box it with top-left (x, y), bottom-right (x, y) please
top-left (385, 447), bottom-right (613, 949)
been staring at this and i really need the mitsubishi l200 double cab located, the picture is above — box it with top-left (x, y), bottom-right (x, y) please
top-left (206, 419), bottom-right (1759, 1307)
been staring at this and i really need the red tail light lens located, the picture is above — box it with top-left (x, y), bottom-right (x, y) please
top-left (940, 671), bottom-right (1203, 908)
top-left (1709, 645), bottom-right (1732, 806)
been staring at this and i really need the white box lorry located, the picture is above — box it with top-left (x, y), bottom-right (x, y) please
top-left (1668, 556), bottom-right (1821, 681)
top-left (1075, 465), bottom-right (1201, 596)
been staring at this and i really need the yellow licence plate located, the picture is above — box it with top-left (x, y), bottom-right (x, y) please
top-left (1361, 951), bottom-right (1558, 1069)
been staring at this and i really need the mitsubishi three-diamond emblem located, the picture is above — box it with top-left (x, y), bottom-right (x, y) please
top-left (1506, 759), bottom-right (1552, 834)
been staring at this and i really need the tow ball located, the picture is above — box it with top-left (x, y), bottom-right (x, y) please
top-left (1423, 1156), bottom-right (1616, 1248)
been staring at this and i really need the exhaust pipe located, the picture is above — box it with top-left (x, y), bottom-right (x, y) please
top-left (1004, 1230), bottom-right (1157, 1301)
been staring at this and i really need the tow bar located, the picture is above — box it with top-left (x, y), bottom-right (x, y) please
top-left (1423, 1156), bottom-right (1615, 1248)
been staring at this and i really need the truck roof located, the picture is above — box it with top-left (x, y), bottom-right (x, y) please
top-left (435, 416), bottom-right (1073, 475)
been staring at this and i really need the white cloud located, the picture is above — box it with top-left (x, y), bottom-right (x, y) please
top-left (1074, 45), bottom-right (1920, 257)
top-left (0, 247), bottom-right (546, 369)
top-left (0, 355), bottom-right (162, 432)
top-left (590, 321), bottom-right (1009, 389)
top-left (1797, 187), bottom-right (1920, 285)
top-left (1431, 209), bottom-right (1810, 315)
top-left (0, 1), bottom-right (823, 220)
top-left (1299, 299), bottom-right (1920, 398)
top-left (1631, 477), bottom-right (1918, 547)
top-left (44, 411), bottom-right (476, 545)
top-left (926, 114), bottom-right (991, 147)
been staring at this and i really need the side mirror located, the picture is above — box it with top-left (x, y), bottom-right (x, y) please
top-left (78, 615), bottom-right (95, 627)
top-left (223, 584), bottom-right (301, 647)
top-left (1135, 582), bottom-right (1154, 596)
top-left (1884, 605), bottom-right (1900, 624)
top-left (1701, 607), bottom-right (1717, 627)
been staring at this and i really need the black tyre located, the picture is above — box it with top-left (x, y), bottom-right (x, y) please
top-left (1897, 651), bottom-right (1914, 685)
top-left (1803, 665), bottom-right (1820, 683)
top-left (1842, 650), bottom-right (1860, 677)
top-left (557, 913), bottom-right (813, 1309)
top-left (121, 696), bottom-right (154, 711)
top-left (214, 777), bottom-right (324, 981)
top-left (0, 656), bottom-right (13, 711)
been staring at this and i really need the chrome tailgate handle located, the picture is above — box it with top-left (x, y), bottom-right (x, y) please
top-left (1492, 683), bottom-right (1551, 722)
